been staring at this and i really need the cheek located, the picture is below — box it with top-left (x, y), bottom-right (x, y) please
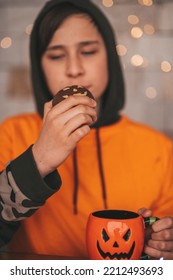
top-left (46, 74), bottom-right (65, 96)
top-left (41, 59), bottom-right (66, 96)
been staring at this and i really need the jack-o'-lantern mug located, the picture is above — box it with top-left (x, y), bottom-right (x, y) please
top-left (86, 209), bottom-right (158, 260)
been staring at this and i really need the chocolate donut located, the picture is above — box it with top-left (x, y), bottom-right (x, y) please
top-left (52, 85), bottom-right (95, 107)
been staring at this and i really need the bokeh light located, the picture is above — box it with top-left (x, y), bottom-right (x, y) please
top-left (131, 27), bottom-right (143, 38)
top-left (102, 0), bottom-right (114, 8)
top-left (145, 87), bottom-right (157, 99)
top-left (25, 24), bottom-right (33, 35)
top-left (116, 44), bottom-right (127, 56)
top-left (128, 15), bottom-right (139, 25)
top-left (143, 24), bottom-right (155, 35)
top-left (0, 37), bottom-right (12, 48)
top-left (138, 0), bottom-right (153, 6)
top-left (131, 54), bottom-right (144, 67)
top-left (161, 61), bottom-right (172, 73)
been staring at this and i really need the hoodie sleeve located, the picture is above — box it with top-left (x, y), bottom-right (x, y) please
top-left (0, 146), bottom-right (61, 247)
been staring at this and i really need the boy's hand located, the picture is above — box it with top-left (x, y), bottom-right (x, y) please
top-left (32, 95), bottom-right (97, 177)
top-left (138, 208), bottom-right (173, 259)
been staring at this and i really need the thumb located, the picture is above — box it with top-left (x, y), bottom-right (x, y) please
top-left (138, 207), bottom-right (153, 217)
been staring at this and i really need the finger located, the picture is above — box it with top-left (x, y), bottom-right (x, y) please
top-left (58, 105), bottom-right (97, 125)
top-left (138, 208), bottom-right (152, 217)
top-left (152, 217), bottom-right (173, 232)
top-left (151, 228), bottom-right (173, 241)
top-left (144, 244), bottom-right (173, 260)
top-left (52, 95), bottom-right (96, 115)
top-left (65, 114), bottom-right (93, 136)
top-left (70, 125), bottom-right (91, 144)
top-left (147, 238), bottom-right (173, 251)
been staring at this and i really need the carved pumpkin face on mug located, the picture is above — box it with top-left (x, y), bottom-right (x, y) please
top-left (97, 221), bottom-right (137, 260)
top-left (86, 210), bottom-right (145, 260)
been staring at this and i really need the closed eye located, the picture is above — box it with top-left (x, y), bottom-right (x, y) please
top-left (81, 50), bottom-right (97, 56)
top-left (81, 50), bottom-right (97, 55)
top-left (48, 54), bottom-right (65, 60)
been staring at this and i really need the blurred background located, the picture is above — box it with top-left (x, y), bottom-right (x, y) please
top-left (0, 0), bottom-right (173, 138)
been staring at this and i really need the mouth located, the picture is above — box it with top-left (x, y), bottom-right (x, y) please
top-left (96, 240), bottom-right (135, 260)
top-left (81, 85), bottom-right (91, 90)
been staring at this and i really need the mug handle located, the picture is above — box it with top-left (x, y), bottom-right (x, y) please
top-left (140, 216), bottom-right (159, 260)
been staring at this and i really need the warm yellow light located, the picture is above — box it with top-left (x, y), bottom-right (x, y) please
top-left (131, 27), bottom-right (143, 38)
top-left (25, 24), bottom-right (33, 35)
top-left (161, 61), bottom-right (172, 73)
top-left (0, 37), bottom-right (12, 48)
top-left (138, 0), bottom-right (153, 6)
top-left (131, 55), bottom-right (144, 67)
top-left (145, 87), bottom-right (157, 99)
top-left (143, 24), bottom-right (155, 35)
top-left (116, 44), bottom-right (127, 56)
top-left (102, 0), bottom-right (114, 8)
top-left (128, 15), bottom-right (139, 25)
top-left (143, 0), bottom-right (153, 6)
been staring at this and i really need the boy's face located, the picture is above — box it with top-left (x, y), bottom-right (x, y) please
top-left (41, 14), bottom-right (109, 101)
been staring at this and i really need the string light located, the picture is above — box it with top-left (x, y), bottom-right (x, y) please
top-left (131, 27), bottom-right (143, 39)
top-left (116, 44), bottom-right (127, 56)
top-left (143, 24), bottom-right (155, 35)
top-left (138, 0), bottom-right (153, 6)
top-left (102, 0), bottom-right (114, 8)
top-left (145, 87), bottom-right (157, 99)
top-left (161, 61), bottom-right (172, 73)
top-left (25, 24), bottom-right (33, 35)
top-left (128, 15), bottom-right (139, 25)
top-left (0, 37), bottom-right (12, 48)
top-left (131, 55), bottom-right (144, 67)
top-left (143, 0), bottom-right (153, 6)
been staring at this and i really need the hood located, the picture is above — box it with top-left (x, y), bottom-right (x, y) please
top-left (30, 0), bottom-right (125, 127)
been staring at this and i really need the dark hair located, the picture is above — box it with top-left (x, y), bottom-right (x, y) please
top-left (38, 3), bottom-right (94, 56)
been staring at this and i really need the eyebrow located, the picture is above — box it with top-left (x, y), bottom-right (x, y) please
top-left (46, 40), bottom-right (100, 51)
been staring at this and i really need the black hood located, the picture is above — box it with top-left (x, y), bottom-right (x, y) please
top-left (30, 0), bottom-right (125, 127)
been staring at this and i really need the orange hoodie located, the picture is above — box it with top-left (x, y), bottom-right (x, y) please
top-left (0, 113), bottom-right (173, 258)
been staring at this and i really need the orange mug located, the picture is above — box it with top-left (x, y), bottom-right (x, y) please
top-left (86, 209), bottom-right (158, 260)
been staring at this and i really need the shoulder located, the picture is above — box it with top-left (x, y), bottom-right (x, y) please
top-left (122, 115), bottom-right (173, 150)
top-left (0, 112), bottom-right (42, 130)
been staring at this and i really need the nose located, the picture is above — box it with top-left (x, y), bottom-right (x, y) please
top-left (66, 55), bottom-right (84, 78)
